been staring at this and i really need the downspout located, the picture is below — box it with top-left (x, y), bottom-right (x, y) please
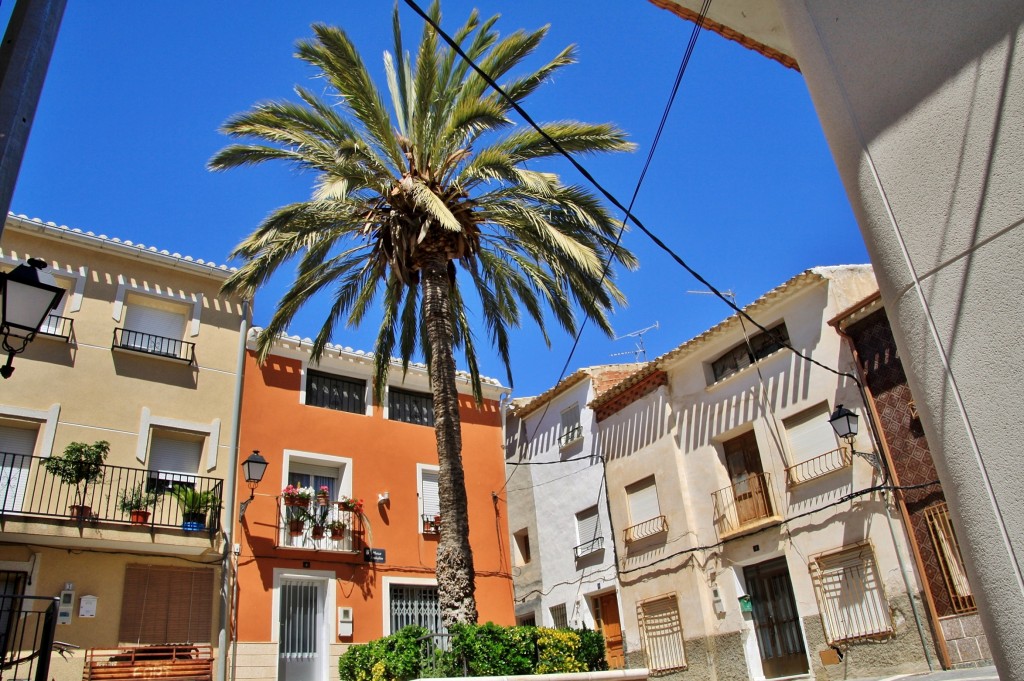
top-left (215, 301), bottom-right (250, 681)
top-left (833, 321), bottom-right (939, 670)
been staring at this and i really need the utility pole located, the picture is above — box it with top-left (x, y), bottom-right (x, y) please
top-left (0, 0), bottom-right (66, 238)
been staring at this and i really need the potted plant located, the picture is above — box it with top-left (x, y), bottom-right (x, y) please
top-left (337, 496), bottom-right (363, 514)
top-left (315, 485), bottom-right (331, 506)
top-left (282, 484), bottom-right (313, 508)
top-left (288, 513), bottom-right (307, 536)
top-left (168, 484), bottom-right (220, 531)
top-left (327, 520), bottom-right (346, 539)
top-left (43, 440), bottom-right (109, 519)
top-left (307, 505), bottom-right (330, 540)
top-left (118, 484), bottom-right (159, 525)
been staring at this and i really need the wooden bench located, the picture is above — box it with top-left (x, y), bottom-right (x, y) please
top-left (83, 645), bottom-right (213, 681)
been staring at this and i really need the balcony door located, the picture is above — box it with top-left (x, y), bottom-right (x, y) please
top-left (724, 431), bottom-right (770, 525)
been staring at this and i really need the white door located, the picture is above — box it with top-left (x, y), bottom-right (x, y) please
top-left (278, 578), bottom-right (327, 681)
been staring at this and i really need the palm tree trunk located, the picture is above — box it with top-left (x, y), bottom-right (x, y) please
top-left (420, 248), bottom-right (478, 627)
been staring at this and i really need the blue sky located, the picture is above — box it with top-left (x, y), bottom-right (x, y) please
top-left (4, 1), bottom-right (867, 398)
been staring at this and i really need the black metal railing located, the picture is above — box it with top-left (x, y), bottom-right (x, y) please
top-left (574, 536), bottom-right (604, 558)
top-left (112, 328), bottom-right (195, 363)
top-left (276, 499), bottom-right (362, 552)
top-left (1, 595), bottom-right (58, 681)
top-left (0, 453), bottom-right (222, 534)
top-left (37, 314), bottom-right (73, 341)
top-left (417, 634), bottom-right (462, 678)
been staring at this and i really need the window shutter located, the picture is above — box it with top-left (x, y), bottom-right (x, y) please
top-left (125, 305), bottom-right (186, 340)
top-left (149, 433), bottom-right (202, 478)
top-left (784, 403), bottom-right (839, 465)
top-left (627, 477), bottom-right (660, 524)
top-left (421, 469), bottom-right (440, 517)
top-left (0, 425), bottom-right (38, 512)
top-left (576, 506), bottom-right (600, 544)
top-left (119, 565), bottom-right (213, 644)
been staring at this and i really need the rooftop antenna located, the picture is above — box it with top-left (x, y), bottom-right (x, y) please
top-left (686, 289), bottom-right (736, 304)
top-left (611, 322), bottom-right (659, 362)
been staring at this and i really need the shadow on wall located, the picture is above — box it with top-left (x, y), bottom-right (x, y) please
top-left (599, 391), bottom-right (668, 462)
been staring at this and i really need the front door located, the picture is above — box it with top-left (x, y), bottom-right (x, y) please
top-left (594, 593), bottom-right (624, 669)
top-left (725, 431), bottom-right (770, 525)
top-left (744, 558), bottom-right (808, 679)
top-left (278, 578), bottom-right (326, 681)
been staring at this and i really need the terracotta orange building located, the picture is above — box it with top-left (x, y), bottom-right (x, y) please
top-left (230, 330), bottom-right (513, 681)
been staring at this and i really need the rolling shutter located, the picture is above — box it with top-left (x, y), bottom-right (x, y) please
top-left (576, 506), bottom-right (600, 544)
top-left (784, 403), bottom-right (839, 465)
top-left (420, 469), bottom-right (440, 518)
top-left (125, 304), bottom-right (186, 340)
top-left (626, 477), bottom-right (660, 525)
top-left (0, 425), bottom-right (38, 512)
top-left (149, 432), bottom-right (202, 482)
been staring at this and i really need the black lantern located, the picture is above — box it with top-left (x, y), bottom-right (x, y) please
top-left (0, 258), bottom-right (64, 378)
top-left (239, 450), bottom-right (268, 519)
top-left (828, 404), bottom-right (859, 442)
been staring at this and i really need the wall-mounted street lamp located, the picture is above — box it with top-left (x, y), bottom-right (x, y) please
top-left (0, 257), bottom-right (64, 378)
top-left (828, 404), bottom-right (882, 472)
top-left (239, 450), bottom-right (268, 518)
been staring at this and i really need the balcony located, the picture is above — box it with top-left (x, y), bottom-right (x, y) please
top-left (421, 514), bottom-right (441, 535)
top-left (558, 424), bottom-right (583, 448)
top-left (112, 328), bottom-right (195, 364)
top-left (38, 313), bottom-right (74, 341)
top-left (785, 447), bottom-right (852, 487)
top-left (276, 499), bottom-right (362, 553)
top-left (711, 472), bottom-right (780, 539)
top-left (623, 515), bottom-right (667, 543)
top-left (0, 452), bottom-right (222, 535)
top-left (574, 536), bottom-right (604, 558)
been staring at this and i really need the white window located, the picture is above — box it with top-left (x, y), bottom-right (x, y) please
top-left (148, 429), bottom-right (203, 490)
top-left (575, 506), bottom-right (602, 557)
top-left (389, 389), bottom-right (433, 426)
top-left (119, 295), bottom-right (191, 360)
top-left (0, 424), bottom-right (39, 512)
top-left (625, 476), bottom-right (665, 541)
top-left (810, 543), bottom-right (894, 644)
top-left (550, 603), bottom-right (568, 629)
top-left (784, 403), bottom-right (846, 485)
top-left (512, 529), bottom-right (531, 566)
top-left (281, 452), bottom-right (352, 551)
top-left (638, 595), bottom-right (687, 672)
top-left (419, 465), bottom-right (440, 533)
top-left (558, 404), bottom-right (582, 448)
top-left (38, 280), bottom-right (71, 338)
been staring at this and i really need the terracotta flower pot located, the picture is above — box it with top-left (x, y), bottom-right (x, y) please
top-left (311, 526), bottom-right (325, 540)
top-left (330, 526), bottom-right (346, 539)
top-left (288, 519), bottom-right (306, 536)
top-left (316, 495), bottom-right (329, 507)
top-left (129, 509), bottom-right (150, 525)
top-left (70, 505), bottom-right (92, 520)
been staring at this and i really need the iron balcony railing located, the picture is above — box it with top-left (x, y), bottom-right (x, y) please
top-left (276, 498), bottom-right (362, 553)
top-left (0, 452), bottom-right (222, 534)
top-left (0, 595), bottom-right (58, 681)
top-left (574, 536), bottom-right (604, 558)
top-left (37, 314), bottom-right (73, 341)
top-left (623, 515), bottom-right (668, 543)
top-left (785, 447), bottom-right (852, 486)
top-left (711, 472), bottom-right (779, 538)
top-left (558, 424), bottom-right (583, 448)
top-left (112, 328), bottom-right (195, 364)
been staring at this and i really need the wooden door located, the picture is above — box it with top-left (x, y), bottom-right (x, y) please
top-left (724, 431), bottom-right (769, 524)
top-left (744, 559), bottom-right (808, 678)
top-left (595, 593), bottom-right (624, 669)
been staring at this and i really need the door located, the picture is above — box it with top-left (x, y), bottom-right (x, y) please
top-left (744, 558), bottom-right (808, 678)
top-left (594, 593), bottom-right (624, 669)
top-left (278, 578), bottom-right (327, 681)
top-left (724, 431), bottom-right (770, 525)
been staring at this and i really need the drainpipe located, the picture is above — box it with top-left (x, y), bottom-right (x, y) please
top-left (833, 323), bottom-right (938, 670)
top-left (215, 301), bottom-right (250, 681)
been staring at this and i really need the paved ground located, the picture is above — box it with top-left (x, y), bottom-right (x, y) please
top-left (849, 667), bottom-right (999, 681)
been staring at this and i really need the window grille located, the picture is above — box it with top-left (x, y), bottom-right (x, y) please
top-left (280, 580), bottom-right (322, 659)
top-left (550, 603), bottom-right (568, 629)
top-left (711, 322), bottom-right (789, 382)
top-left (637, 595), bottom-right (686, 672)
top-left (389, 389), bottom-right (434, 426)
top-left (809, 543), bottom-right (893, 644)
top-left (306, 371), bottom-right (366, 414)
top-left (390, 584), bottom-right (444, 635)
top-left (924, 503), bottom-right (975, 613)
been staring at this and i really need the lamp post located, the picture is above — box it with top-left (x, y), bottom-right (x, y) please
top-left (239, 450), bottom-right (268, 518)
top-left (0, 257), bottom-right (64, 378)
top-left (828, 404), bottom-right (883, 474)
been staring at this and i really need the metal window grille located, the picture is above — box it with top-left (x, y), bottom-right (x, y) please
top-left (280, 580), bottom-right (321, 659)
top-left (809, 543), bottom-right (893, 644)
top-left (924, 502), bottom-right (975, 614)
top-left (306, 371), bottom-right (366, 414)
top-left (637, 594), bottom-right (686, 672)
top-left (390, 584), bottom-right (445, 635)
top-left (389, 389), bottom-right (434, 426)
top-left (550, 603), bottom-right (568, 629)
top-left (711, 322), bottom-right (789, 381)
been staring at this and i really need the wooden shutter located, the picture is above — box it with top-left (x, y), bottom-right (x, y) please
top-left (119, 565), bottom-right (214, 644)
top-left (0, 425), bottom-right (38, 512)
top-left (626, 477), bottom-right (660, 525)
top-left (784, 403), bottom-right (839, 465)
top-left (420, 469), bottom-right (440, 517)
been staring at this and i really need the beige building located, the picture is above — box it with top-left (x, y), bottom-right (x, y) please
top-left (593, 266), bottom-right (937, 680)
top-left (0, 213), bottom-right (248, 681)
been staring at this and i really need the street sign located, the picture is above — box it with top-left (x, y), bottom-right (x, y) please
top-left (363, 547), bottom-right (385, 563)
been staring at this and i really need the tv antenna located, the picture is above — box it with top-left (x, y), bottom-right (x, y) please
top-left (611, 322), bottom-right (659, 362)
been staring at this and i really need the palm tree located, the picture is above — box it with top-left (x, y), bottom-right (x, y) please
top-left (210, 2), bottom-right (636, 626)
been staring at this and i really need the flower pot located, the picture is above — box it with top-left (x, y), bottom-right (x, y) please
top-left (316, 495), bottom-right (329, 507)
top-left (310, 526), bottom-right (325, 540)
top-left (129, 509), bottom-right (150, 525)
top-left (330, 526), bottom-right (346, 539)
top-left (70, 505), bottom-right (92, 520)
top-left (288, 519), bottom-right (306, 536)
top-left (182, 512), bottom-right (207, 532)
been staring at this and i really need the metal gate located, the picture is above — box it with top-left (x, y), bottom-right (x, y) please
top-left (744, 558), bottom-right (808, 679)
top-left (390, 584), bottom-right (444, 635)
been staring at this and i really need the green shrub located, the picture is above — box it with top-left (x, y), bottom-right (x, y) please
top-left (338, 625), bottom-right (427, 681)
top-left (535, 628), bottom-right (586, 674)
top-left (449, 622), bottom-right (534, 676)
top-left (576, 627), bottom-right (609, 671)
